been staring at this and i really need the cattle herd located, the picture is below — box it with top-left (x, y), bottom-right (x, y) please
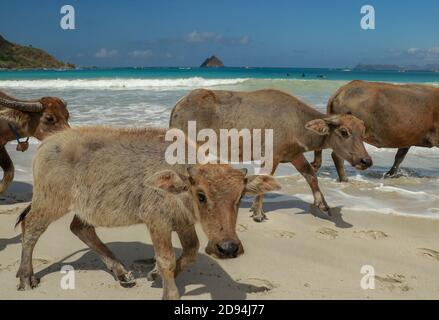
top-left (0, 80), bottom-right (438, 299)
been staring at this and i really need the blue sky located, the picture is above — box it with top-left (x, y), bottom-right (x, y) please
top-left (1, 0), bottom-right (439, 67)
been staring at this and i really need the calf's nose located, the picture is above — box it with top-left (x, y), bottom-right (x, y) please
top-left (361, 157), bottom-right (373, 168)
top-left (216, 241), bottom-right (240, 258)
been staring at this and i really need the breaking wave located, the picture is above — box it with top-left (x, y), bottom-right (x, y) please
top-left (0, 77), bottom-right (250, 90)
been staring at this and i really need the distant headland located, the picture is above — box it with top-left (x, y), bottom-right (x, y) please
top-left (0, 35), bottom-right (75, 70)
top-left (354, 63), bottom-right (439, 72)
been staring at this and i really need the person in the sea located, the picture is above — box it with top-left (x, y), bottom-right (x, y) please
top-left (302, 73), bottom-right (306, 78)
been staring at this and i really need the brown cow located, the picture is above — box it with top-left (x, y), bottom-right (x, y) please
top-left (15, 126), bottom-right (280, 299)
top-left (0, 90), bottom-right (70, 193)
top-left (312, 80), bottom-right (439, 181)
top-left (170, 89), bottom-right (372, 222)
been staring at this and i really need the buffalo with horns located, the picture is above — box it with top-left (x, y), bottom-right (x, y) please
top-left (0, 90), bottom-right (70, 193)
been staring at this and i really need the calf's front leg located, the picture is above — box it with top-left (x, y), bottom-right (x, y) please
top-left (0, 146), bottom-right (14, 194)
top-left (331, 152), bottom-right (349, 182)
top-left (291, 154), bottom-right (330, 214)
top-left (175, 225), bottom-right (199, 277)
top-left (311, 150), bottom-right (323, 171)
top-left (147, 225), bottom-right (199, 281)
top-left (149, 226), bottom-right (179, 300)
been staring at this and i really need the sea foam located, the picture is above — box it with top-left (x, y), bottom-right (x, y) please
top-left (0, 77), bottom-right (250, 90)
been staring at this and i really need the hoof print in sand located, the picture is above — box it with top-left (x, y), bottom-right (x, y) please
top-left (273, 230), bottom-right (296, 239)
top-left (237, 224), bottom-right (248, 232)
top-left (417, 248), bottom-right (439, 261)
top-left (236, 278), bottom-right (276, 295)
top-left (376, 274), bottom-right (411, 292)
top-left (353, 230), bottom-right (388, 240)
top-left (315, 227), bottom-right (338, 240)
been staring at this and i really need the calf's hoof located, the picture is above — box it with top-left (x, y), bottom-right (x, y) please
top-left (117, 271), bottom-right (136, 288)
top-left (147, 268), bottom-right (160, 282)
top-left (250, 209), bottom-right (267, 222)
top-left (17, 275), bottom-right (39, 291)
top-left (338, 177), bottom-right (349, 183)
top-left (252, 214), bottom-right (267, 223)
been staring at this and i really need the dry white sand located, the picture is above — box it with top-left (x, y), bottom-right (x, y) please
top-left (1, 176), bottom-right (439, 300)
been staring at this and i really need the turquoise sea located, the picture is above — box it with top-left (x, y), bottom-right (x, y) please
top-left (1, 67), bottom-right (439, 218)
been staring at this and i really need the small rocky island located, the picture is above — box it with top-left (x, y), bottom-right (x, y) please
top-left (0, 34), bottom-right (75, 69)
top-left (200, 55), bottom-right (224, 68)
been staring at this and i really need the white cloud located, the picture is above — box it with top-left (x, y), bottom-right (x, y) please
top-left (128, 50), bottom-right (153, 58)
top-left (407, 48), bottom-right (419, 55)
top-left (184, 31), bottom-right (250, 46)
top-left (165, 52), bottom-right (173, 58)
top-left (94, 48), bottom-right (118, 58)
top-left (185, 31), bottom-right (219, 43)
top-left (406, 45), bottom-right (439, 62)
top-left (239, 35), bottom-right (250, 45)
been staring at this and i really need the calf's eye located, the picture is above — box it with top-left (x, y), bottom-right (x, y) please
top-left (198, 192), bottom-right (207, 203)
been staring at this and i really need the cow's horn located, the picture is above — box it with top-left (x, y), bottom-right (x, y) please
top-left (0, 97), bottom-right (43, 112)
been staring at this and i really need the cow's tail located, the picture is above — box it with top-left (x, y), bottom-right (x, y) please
top-left (15, 204), bottom-right (31, 229)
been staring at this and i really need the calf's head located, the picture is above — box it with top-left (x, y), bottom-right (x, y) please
top-left (0, 96), bottom-right (70, 140)
top-left (306, 114), bottom-right (372, 170)
top-left (186, 164), bottom-right (280, 258)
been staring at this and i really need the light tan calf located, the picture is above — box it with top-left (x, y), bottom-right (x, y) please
top-left (15, 126), bottom-right (280, 299)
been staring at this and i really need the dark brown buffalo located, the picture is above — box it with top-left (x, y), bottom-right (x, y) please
top-left (0, 90), bottom-right (70, 193)
top-left (312, 80), bottom-right (439, 181)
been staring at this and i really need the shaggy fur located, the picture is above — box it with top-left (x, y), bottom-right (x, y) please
top-left (16, 125), bottom-right (280, 300)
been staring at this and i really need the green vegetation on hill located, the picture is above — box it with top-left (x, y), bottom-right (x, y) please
top-left (0, 35), bottom-right (75, 69)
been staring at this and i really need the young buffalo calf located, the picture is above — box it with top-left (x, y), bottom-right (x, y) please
top-left (15, 126), bottom-right (280, 299)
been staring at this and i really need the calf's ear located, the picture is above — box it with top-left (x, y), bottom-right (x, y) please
top-left (244, 175), bottom-right (281, 196)
top-left (146, 170), bottom-right (189, 193)
top-left (305, 119), bottom-right (330, 135)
